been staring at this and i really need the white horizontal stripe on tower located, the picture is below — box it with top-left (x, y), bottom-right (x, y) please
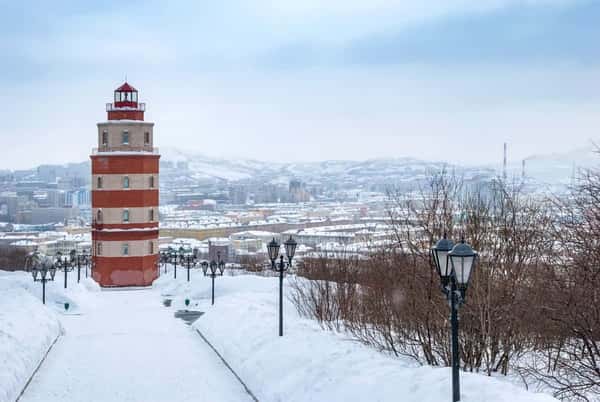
top-left (92, 174), bottom-right (158, 191)
top-left (93, 239), bottom-right (158, 257)
top-left (93, 207), bottom-right (158, 225)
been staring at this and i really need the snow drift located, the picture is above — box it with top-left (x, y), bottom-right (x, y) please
top-left (156, 273), bottom-right (558, 402)
top-left (0, 271), bottom-right (99, 402)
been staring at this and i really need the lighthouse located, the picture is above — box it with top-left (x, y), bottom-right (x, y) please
top-left (91, 83), bottom-right (160, 287)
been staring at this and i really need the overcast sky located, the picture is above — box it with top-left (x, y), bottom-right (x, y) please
top-left (1, 0), bottom-right (599, 169)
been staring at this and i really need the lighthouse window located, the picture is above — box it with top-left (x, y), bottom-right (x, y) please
top-left (144, 132), bottom-right (150, 144)
top-left (122, 131), bottom-right (129, 144)
top-left (122, 243), bottom-right (129, 256)
top-left (102, 131), bottom-right (108, 146)
top-left (149, 242), bottom-right (154, 254)
top-left (97, 242), bottom-right (102, 255)
top-left (149, 209), bottom-right (154, 221)
top-left (132, 92), bottom-right (138, 102)
top-left (97, 177), bottom-right (103, 189)
top-left (96, 210), bottom-right (103, 223)
top-left (123, 176), bottom-right (130, 189)
top-left (149, 176), bottom-right (155, 188)
top-left (123, 209), bottom-right (130, 222)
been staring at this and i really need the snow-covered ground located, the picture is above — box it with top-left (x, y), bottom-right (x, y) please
top-left (0, 271), bottom-right (99, 402)
top-left (1, 269), bottom-right (251, 402)
top-left (18, 288), bottom-right (251, 402)
top-left (1, 268), bottom-right (559, 402)
top-left (155, 271), bottom-right (559, 402)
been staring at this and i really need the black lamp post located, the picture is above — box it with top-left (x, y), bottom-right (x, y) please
top-left (81, 251), bottom-right (90, 278)
top-left (267, 236), bottom-right (297, 337)
top-left (55, 251), bottom-right (74, 289)
top-left (183, 248), bottom-right (198, 282)
top-left (178, 246), bottom-right (186, 279)
top-left (159, 250), bottom-right (170, 274)
top-left (162, 248), bottom-right (179, 279)
top-left (431, 234), bottom-right (478, 402)
top-left (75, 251), bottom-right (89, 283)
top-left (202, 252), bottom-right (225, 305)
top-left (169, 248), bottom-right (184, 279)
top-left (30, 252), bottom-right (57, 304)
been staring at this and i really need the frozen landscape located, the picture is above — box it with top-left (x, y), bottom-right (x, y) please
top-left (2, 1), bottom-right (600, 401)
top-left (1, 269), bottom-right (558, 402)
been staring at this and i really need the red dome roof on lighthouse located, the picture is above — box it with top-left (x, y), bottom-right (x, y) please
top-left (116, 82), bottom-right (137, 92)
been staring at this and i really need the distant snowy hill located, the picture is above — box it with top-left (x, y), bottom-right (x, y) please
top-left (157, 144), bottom-right (599, 188)
top-left (24, 144), bottom-right (600, 189)
top-left (160, 147), bottom-right (268, 181)
top-left (159, 147), bottom-right (486, 186)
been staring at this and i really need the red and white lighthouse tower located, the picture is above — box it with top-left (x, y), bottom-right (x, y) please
top-left (91, 83), bottom-right (160, 287)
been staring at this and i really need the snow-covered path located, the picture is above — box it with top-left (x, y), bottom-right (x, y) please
top-left (19, 288), bottom-right (251, 402)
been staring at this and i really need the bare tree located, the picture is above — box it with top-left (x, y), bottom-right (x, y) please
top-left (289, 162), bottom-right (600, 400)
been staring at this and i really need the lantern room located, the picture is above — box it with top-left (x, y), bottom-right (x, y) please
top-left (107, 82), bottom-right (146, 121)
top-left (114, 82), bottom-right (138, 108)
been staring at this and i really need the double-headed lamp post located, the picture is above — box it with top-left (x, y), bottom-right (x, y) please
top-left (184, 248), bottom-right (199, 282)
top-left (166, 248), bottom-right (181, 279)
top-left (431, 234), bottom-right (478, 402)
top-left (30, 253), bottom-right (57, 305)
top-left (55, 251), bottom-right (75, 289)
top-left (159, 250), bottom-right (170, 274)
top-left (81, 251), bottom-right (91, 279)
top-left (75, 251), bottom-right (90, 283)
top-left (267, 236), bottom-right (297, 337)
top-left (202, 251), bottom-right (225, 305)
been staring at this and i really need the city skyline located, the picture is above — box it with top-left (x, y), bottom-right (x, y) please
top-left (2, 0), bottom-right (600, 169)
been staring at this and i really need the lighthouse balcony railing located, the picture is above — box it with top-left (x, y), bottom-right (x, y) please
top-left (92, 146), bottom-right (159, 155)
top-left (106, 102), bottom-right (146, 112)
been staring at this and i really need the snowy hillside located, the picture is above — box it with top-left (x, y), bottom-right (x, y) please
top-left (159, 146), bottom-right (494, 186)
top-left (158, 144), bottom-right (598, 188)
top-left (155, 273), bottom-right (558, 402)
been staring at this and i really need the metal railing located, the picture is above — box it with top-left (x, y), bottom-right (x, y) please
top-left (106, 102), bottom-right (146, 112)
top-left (92, 147), bottom-right (159, 155)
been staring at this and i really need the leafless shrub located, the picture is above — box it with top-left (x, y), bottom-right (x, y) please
top-left (0, 245), bottom-right (29, 271)
top-left (290, 164), bottom-right (600, 400)
top-left (520, 163), bottom-right (600, 401)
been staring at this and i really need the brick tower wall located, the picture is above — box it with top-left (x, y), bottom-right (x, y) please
top-left (91, 102), bottom-right (160, 287)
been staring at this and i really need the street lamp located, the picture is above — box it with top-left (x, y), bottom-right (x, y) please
top-left (178, 246), bottom-right (186, 276)
top-left (80, 251), bottom-right (91, 279)
top-left (202, 251), bottom-right (225, 305)
top-left (55, 251), bottom-right (75, 289)
top-left (431, 234), bottom-right (478, 402)
top-left (30, 252), bottom-right (57, 304)
top-left (268, 236), bottom-right (297, 336)
top-left (184, 249), bottom-right (198, 282)
top-left (159, 250), bottom-right (170, 274)
top-left (162, 247), bottom-right (181, 279)
top-left (75, 251), bottom-right (90, 283)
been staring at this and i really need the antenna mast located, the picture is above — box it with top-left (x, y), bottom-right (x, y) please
top-left (503, 142), bottom-right (507, 181)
